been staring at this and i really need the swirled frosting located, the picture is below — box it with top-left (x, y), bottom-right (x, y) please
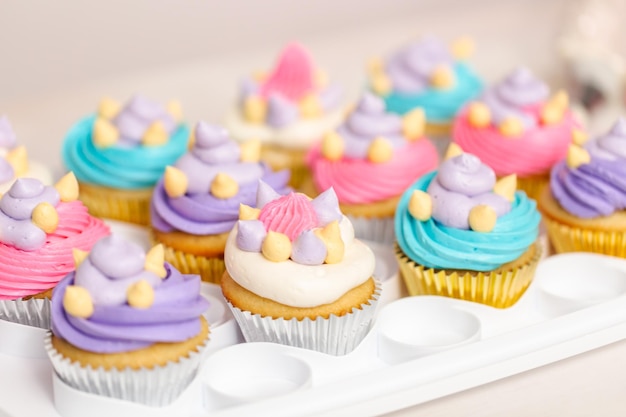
top-left (150, 122), bottom-right (290, 235)
top-left (225, 43), bottom-right (344, 149)
top-left (62, 95), bottom-right (189, 189)
top-left (551, 119), bottom-right (626, 218)
top-left (453, 67), bottom-right (579, 177)
top-left (307, 93), bottom-right (439, 204)
top-left (395, 157), bottom-right (540, 271)
top-left (0, 180), bottom-right (110, 300)
top-left (226, 183), bottom-right (375, 307)
top-left (372, 37), bottom-right (483, 121)
top-left (51, 235), bottom-right (208, 353)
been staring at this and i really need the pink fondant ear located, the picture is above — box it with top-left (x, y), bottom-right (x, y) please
top-left (260, 43), bottom-right (315, 101)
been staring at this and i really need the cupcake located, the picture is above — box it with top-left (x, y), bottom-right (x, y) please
top-left (452, 67), bottom-right (581, 201)
top-left (150, 121), bottom-right (290, 284)
top-left (225, 43), bottom-right (344, 188)
top-left (0, 174), bottom-right (110, 328)
top-left (306, 92), bottom-right (439, 243)
top-left (46, 235), bottom-right (209, 406)
top-left (221, 184), bottom-right (380, 355)
top-left (368, 36), bottom-right (483, 137)
top-left (394, 146), bottom-right (541, 308)
top-left (0, 115), bottom-right (53, 191)
top-left (539, 118), bottom-right (626, 256)
top-left (62, 95), bottom-right (189, 225)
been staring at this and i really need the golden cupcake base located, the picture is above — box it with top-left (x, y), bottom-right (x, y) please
top-left (260, 144), bottom-right (310, 189)
top-left (78, 182), bottom-right (152, 226)
top-left (516, 174), bottom-right (549, 202)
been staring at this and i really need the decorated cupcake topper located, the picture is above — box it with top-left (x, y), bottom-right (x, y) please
top-left (321, 93), bottom-right (425, 163)
top-left (163, 121), bottom-right (263, 199)
top-left (0, 173), bottom-right (79, 251)
top-left (239, 43), bottom-right (342, 126)
top-left (92, 95), bottom-right (181, 148)
top-left (583, 117), bottom-right (626, 161)
top-left (62, 235), bottom-right (168, 319)
top-left (236, 181), bottom-right (344, 265)
top-left (408, 145), bottom-right (515, 233)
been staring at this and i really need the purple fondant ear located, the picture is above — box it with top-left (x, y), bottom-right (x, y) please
top-left (236, 220), bottom-right (267, 252)
top-left (194, 121), bottom-right (230, 149)
top-left (311, 187), bottom-right (342, 226)
top-left (267, 94), bottom-right (298, 128)
top-left (291, 230), bottom-right (327, 265)
top-left (256, 180), bottom-right (281, 209)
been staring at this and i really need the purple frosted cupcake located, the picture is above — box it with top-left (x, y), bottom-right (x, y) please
top-left (46, 235), bottom-right (209, 406)
top-left (150, 121), bottom-right (290, 283)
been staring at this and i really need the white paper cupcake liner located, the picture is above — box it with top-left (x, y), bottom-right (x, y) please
top-left (44, 333), bottom-right (209, 407)
top-left (0, 297), bottom-right (50, 329)
top-left (226, 280), bottom-right (382, 356)
top-left (347, 214), bottom-right (395, 245)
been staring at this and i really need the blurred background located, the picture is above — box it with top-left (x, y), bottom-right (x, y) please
top-left (0, 0), bottom-right (624, 174)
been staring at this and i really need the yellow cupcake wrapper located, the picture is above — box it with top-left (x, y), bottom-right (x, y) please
top-left (78, 183), bottom-right (151, 226)
top-left (394, 243), bottom-right (542, 308)
top-left (159, 243), bottom-right (225, 285)
top-left (516, 175), bottom-right (548, 202)
top-left (544, 217), bottom-right (626, 257)
top-left (425, 121), bottom-right (452, 138)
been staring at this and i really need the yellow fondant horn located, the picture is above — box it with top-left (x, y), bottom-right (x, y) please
top-left (540, 102), bottom-right (564, 125)
top-left (571, 129), bottom-right (588, 146)
top-left (261, 231), bottom-right (292, 262)
top-left (72, 248), bottom-right (89, 268)
top-left (451, 36), bottom-right (475, 60)
top-left (408, 190), bottom-right (432, 221)
top-left (444, 143), bottom-right (464, 160)
top-left (469, 205), bottom-right (497, 233)
top-left (240, 139), bottom-right (261, 163)
top-left (144, 244), bottom-right (167, 279)
top-left (142, 121), bottom-right (168, 146)
top-left (31, 202), bottom-right (58, 234)
top-left (127, 280), bottom-right (155, 309)
top-left (211, 173), bottom-right (239, 199)
top-left (55, 172), bottom-right (79, 202)
top-left (499, 117), bottom-right (523, 137)
top-left (5, 145), bottom-right (28, 177)
top-left (92, 117), bottom-right (119, 148)
top-left (322, 131), bottom-right (344, 161)
top-left (167, 100), bottom-right (183, 123)
top-left (402, 108), bottom-right (425, 140)
top-left (315, 220), bottom-right (345, 264)
top-left (243, 95), bottom-right (267, 124)
top-left (368, 137), bottom-right (393, 163)
top-left (97, 97), bottom-right (121, 120)
top-left (164, 166), bottom-right (188, 198)
top-left (299, 94), bottom-right (322, 119)
top-left (430, 65), bottom-right (455, 89)
top-left (63, 285), bottom-right (94, 318)
top-left (239, 203), bottom-right (260, 220)
top-left (371, 72), bottom-right (392, 96)
top-left (567, 144), bottom-right (591, 169)
top-left (467, 102), bottom-right (491, 128)
top-left (493, 174), bottom-right (517, 202)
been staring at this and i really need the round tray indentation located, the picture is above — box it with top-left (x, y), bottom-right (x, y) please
top-left (201, 343), bottom-right (313, 411)
top-left (536, 254), bottom-right (626, 316)
top-left (377, 297), bottom-right (481, 365)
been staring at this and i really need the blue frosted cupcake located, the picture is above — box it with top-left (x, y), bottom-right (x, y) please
top-left (62, 95), bottom-right (189, 225)
top-left (368, 36), bottom-right (483, 137)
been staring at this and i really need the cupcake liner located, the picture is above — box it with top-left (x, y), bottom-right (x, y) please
top-left (544, 217), bottom-right (626, 256)
top-left (0, 297), bottom-right (50, 329)
top-left (78, 182), bottom-right (152, 226)
top-left (44, 333), bottom-right (209, 407)
top-left (226, 280), bottom-right (382, 356)
top-left (516, 174), bottom-right (548, 202)
top-left (161, 243), bottom-right (225, 285)
top-left (347, 214), bottom-right (395, 244)
top-left (425, 121), bottom-right (452, 139)
top-left (395, 243), bottom-right (541, 308)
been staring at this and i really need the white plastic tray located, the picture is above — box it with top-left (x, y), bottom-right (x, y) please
top-left (2, 222), bottom-right (626, 417)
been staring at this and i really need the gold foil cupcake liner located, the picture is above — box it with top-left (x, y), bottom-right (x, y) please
top-left (516, 174), bottom-right (548, 202)
top-left (394, 243), bottom-right (541, 308)
top-left (544, 217), bottom-right (626, 257)
top-left (78, 182), bottom-right (152, 226)
top-left (160, 243), bottom-right (225, 285)
top-left (44, 333), bottom-right (209, 407)
top-left (225, 280), bottom-right (382, 356)
top-left (0, 297), bottom-right (50, 329)
top-left (346, 214), bottom-right (395, 244)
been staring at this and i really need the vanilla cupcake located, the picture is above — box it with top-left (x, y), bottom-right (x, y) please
top-left (47, 235), bottom-right (209, 406)
top-left (395, 146), bottom-right (541, 308)
top-left (62, 95), bottom-right (189, 225)
top-left (225, 43), bottom-right (344, 187)
top-left (221, 184), bottom-right (380, 355)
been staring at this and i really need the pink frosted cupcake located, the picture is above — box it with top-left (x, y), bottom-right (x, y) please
top-left (306, 93), bottom-right (439, 243)
top-left (452, 67), bottom-right (582, 200)
top-left (0, 174), bottom-right (110, 328)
